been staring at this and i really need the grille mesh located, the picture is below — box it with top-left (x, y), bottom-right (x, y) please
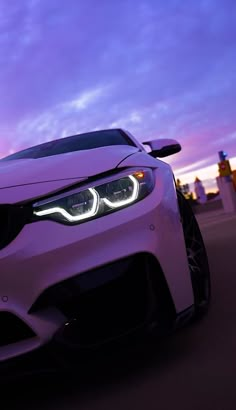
top-left (0, 312), bottom-right (36, 346)
top-left (0, 204), bottom-right (31, 250)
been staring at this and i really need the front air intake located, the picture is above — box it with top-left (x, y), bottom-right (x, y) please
top-left (0, 204), bottom-right (31, 250)
top-left (0, 312), bottom-right (36, 346)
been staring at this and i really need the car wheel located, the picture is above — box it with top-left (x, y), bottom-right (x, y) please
top-left (177, 190), bottom-right (211, 318)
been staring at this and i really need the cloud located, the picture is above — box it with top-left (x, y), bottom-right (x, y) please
top-left (0, 0), bottom-right (236, 189)
top-left (66, 88), bottom-right (104, 111)
top-left (11, 84), bottom-right (112, 151)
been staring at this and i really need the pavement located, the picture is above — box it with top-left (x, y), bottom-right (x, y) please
top-left (193, 198), bottom-right (223, 214)
top-left (197, 207), bottom-right (236, 225)
top-left (2, 209), bottom-right (236, 410)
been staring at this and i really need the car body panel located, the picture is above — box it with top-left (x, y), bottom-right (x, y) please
top-left (118, 150), bottom-right (167, 169)
top-left (0, 145), bottom-right (139, 187)
top-left (0, 178), bottom-right (87, 204)
top-left (0, 144), bottom-right (140, 203)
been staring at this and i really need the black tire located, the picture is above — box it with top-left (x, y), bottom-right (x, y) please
top-left (177, 190), bottom-right (211, 318)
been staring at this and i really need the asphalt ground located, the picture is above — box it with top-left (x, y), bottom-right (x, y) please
top-left (2, 210), bottom-right (236, 410)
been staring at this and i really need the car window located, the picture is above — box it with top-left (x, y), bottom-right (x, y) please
top-left (1, 129), bottom-right (136, 161)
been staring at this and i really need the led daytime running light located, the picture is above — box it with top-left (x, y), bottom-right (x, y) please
top-left (102, 175), bottom-right (139, 208)
top-left (34, 188), bottom-right (99, 221)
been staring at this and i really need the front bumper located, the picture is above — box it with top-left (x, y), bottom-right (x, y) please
top-left (0, 302), bottom-right (195, 380)
top-left (0, 170), bottom-right (194, 362)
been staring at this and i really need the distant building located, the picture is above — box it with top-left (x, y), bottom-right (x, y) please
top-left (194, 177), bottom-right (207, 204)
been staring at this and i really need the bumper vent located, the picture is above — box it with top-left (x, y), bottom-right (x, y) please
top-left (29, 253), bottom-right (176, 347)
top-left (0, 204), bottom-right (31, 250)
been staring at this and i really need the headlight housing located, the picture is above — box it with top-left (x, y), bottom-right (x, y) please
top-left (33, 168), bottom-right (154, 224)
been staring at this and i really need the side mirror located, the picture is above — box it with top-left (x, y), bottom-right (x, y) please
top-left (142, 138), bottom-right (181, 158)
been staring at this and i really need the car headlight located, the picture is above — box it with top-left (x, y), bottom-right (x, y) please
top-left (33, 168), bottom-right (154, 224)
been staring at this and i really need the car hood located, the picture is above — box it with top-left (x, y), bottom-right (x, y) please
top-left (0, 145), bottom-right (139, 203)
top-left (0, 145), bottom-right (139, 188)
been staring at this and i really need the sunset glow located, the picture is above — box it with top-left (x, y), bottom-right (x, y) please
top-left (0, 0), bottom-right (235, 191)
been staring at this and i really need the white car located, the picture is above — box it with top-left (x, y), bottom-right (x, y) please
top-left (0, 128), bottom-right (210, 369)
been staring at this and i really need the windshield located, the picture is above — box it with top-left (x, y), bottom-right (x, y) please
top-left (1, 129), bottom-right (136, 161)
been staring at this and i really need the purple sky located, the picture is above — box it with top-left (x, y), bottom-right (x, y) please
top-left (1, 0), bottom-right (236, 190)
